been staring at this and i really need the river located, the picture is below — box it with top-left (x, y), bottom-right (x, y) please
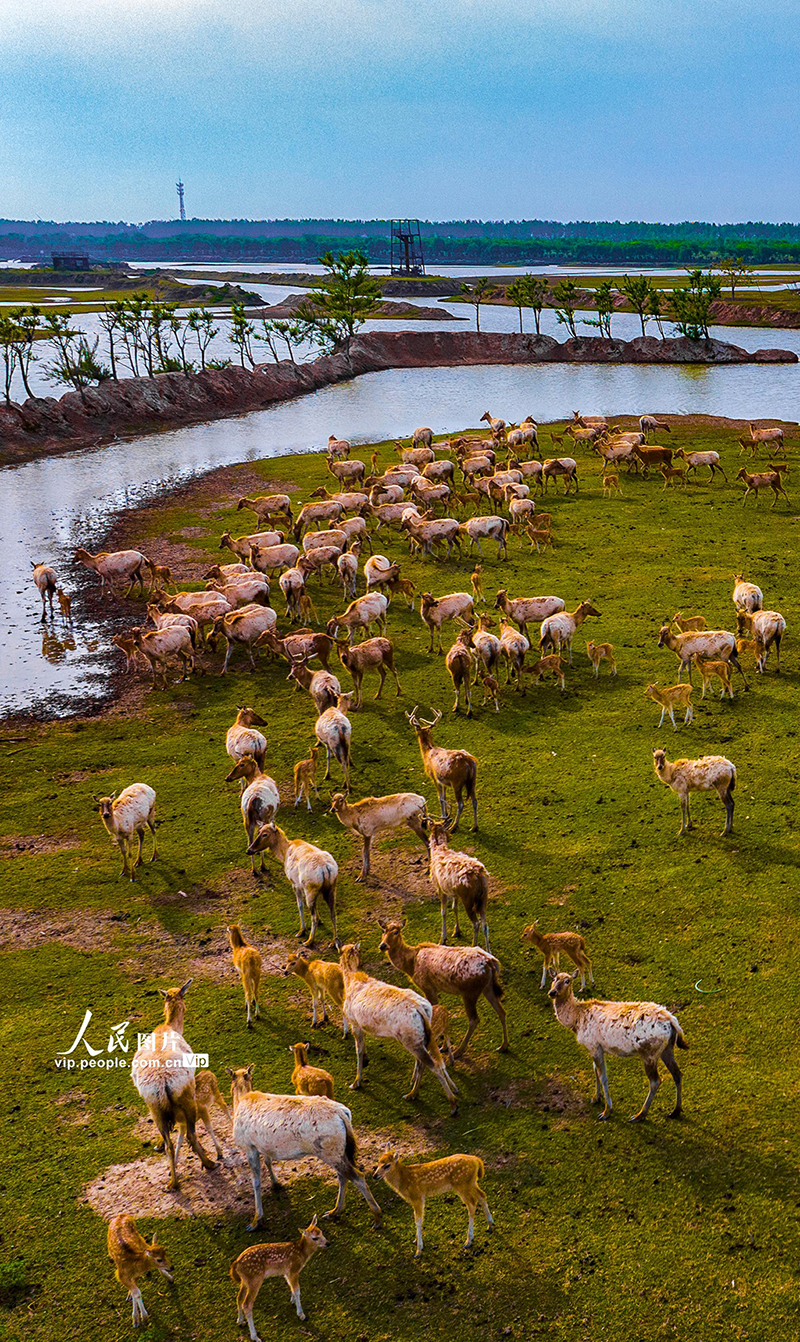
top-left (2, 313), bottom-right (799, 719)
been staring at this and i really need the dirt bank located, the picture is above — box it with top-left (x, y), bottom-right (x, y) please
top-left (1, 330), bottom-right (794, 466)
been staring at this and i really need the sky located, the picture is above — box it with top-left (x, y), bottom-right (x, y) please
top-left (1, 0), bottom-right (799, 225)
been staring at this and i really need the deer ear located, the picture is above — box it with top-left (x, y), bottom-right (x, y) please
top-left (548, 967), bottom-right (558, 980)
top-left (246, 1064), bottom-right (255, 1079)
top-left (226, 1067), bottom-right (236, 1077)
top-left (310, 1213), bottom-right (318, 1227)
top-left (178, 979), bottom-right (193, 997)
top-left (571, 969), bottom-right (581, 980)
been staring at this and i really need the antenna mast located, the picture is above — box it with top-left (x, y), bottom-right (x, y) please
top-left (176, 180), bottom-right (186, 222)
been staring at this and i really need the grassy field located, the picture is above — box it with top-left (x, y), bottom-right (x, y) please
top-left (2, 417), bottom-right (800, 1341)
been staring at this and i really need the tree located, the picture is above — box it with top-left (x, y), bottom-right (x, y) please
top-left (299, 250), bottom-right (382, 358)
top-left (583, 281), bottom-right (615, 338)
top-left (505, 279), bottom-right (527, 333)
top-left (187, 308), bottom-right (218, 370)
top-left (717, 255), bottom-right (753, 300)
top-left (42, 313), bottom-right (109, 395)
top-left (271, 320), bottom-right (303, 364)
top-left (7, 306), bottom-right (42, 398)
top-left (169, 308), bottom-right (194, 374)
top-left (228, 302), bottom-right (257, 368)
top-left (97, 302), bottom-right (125, 379)
top-left (146, 302), bottom-right (175, 372)
top-left (669, 269), bottom-right (722, 340)
top-left (646, 287), bottom-right (665, 338)
top-left (619, 274), bottom-right (655, 337)
top-left (0, 314), bottom-right (18, 405)
top-left (521, 276), bottom-right (549, 335)
top-left (459, 276), bottom-right (497, 333)
top-left (551, 279), bottom-right (581, 339)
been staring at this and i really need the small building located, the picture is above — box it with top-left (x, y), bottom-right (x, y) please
top-left (51, 251), bottom-right (91, 271)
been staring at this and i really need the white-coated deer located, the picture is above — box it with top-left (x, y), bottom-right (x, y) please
top-left (338, 943), bottom-right (459, 1112)
top-left (228, 1065), bottom-right (381, 1229)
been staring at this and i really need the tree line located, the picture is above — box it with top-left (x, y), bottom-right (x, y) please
top-left (5, 233), bottom-right (800, 267)
top-left (459, 269), bottom-right (728, 342)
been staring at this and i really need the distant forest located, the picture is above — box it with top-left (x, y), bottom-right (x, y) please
top-left (5, 217), bottom-right (800, 265)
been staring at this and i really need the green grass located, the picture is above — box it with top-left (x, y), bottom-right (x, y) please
top-left (2, 418), bottom-right (800, 1341)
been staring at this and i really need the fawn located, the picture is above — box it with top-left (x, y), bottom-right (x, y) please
top-left (521, 920), bottom-right (594, 989)
top-left (289, 1042), bottom-right (335, 1097)
top-left (293, 745), bottom-right (320, 809)
top-left (107, 1214), bottom-right (172, 1327)
top-left (373, 1150), bottom-right (493, 1258)
top-left (586, 640), bottom-right (617, 678)
top-left (227, 924), bottom-right (262, 1027)
top-left (230, 1216), bottom-right (328, 1333)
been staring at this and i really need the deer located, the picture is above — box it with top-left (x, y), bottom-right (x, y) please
top-left (289, 1043), bottom-right (335, 1098)
top-left (521, 921), bottom-right (594, 990)
top-left (228, 1064), bottom-right (381, 1228)
top-left (227, 924), bottom-right (262, 1027)
top-left (548, 970), bottom-right (687, 1121)
top-left (379, 918), bottom-right (507, 1057)
top-left (652, 747), bottom-right (736, 836)
top-left (406, 706), bottom-right (478, 831)
top-left (230, 1217), bottom-right (328, 1335)
top-left (338, 943), bottom-right (459, 1112)
top-left (107, 1215), bottom-right (173, 1329)
top-left (328, 791), bottom-right (428, 881)
top-left (130, 980), bottom-right (215, 1189)
top-left (335, 636), bottom-right (401, 707)
top-left (445, 626), bottom-right (476, 715)
top-left (293, 746), bottom-right (320, 810)
top-left (373, 1151), bottom-right (493, 1259)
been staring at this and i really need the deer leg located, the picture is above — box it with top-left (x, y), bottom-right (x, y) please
top-left (246, 1149), bottom-right (263, 1229)
top-left (631, 1058), bottom-right (661, 1122)
top-left (350, 1029), bottom-right (366, 1088)
top-left (304, 901), bottom-right (318, 947)
top-left (454, 996), bottom-right (480, 1058)
top-left (721, 787), bottom-right (735, 836)
top-left (440, 896), bottom-right (449, 945)
top-left (295, 889), bottom-right (308, 938)
top-left (405, 1058), bottom-right (424, 1099)
top-left (594, 1052), bottom-right (612, 1118)
top-left (357, 837), bottom-right (370, 882)
top-left (463, 1194), bottom-right (478, 1247)
top-left (130, 1286), bottom-right (148, 1326)
top-left (482, 982), bottom-right (508, 1051)
top-left (661, 1040), bottom-right (683, 1118)
top-left (349, 1169), bottom-right (382, 1226)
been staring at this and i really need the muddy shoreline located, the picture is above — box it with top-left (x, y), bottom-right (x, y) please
top-left (1, 330), bottom-right (795, 467)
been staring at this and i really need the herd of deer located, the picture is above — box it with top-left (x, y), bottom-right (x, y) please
top-left (31, 411), bottom-right (792, 1332)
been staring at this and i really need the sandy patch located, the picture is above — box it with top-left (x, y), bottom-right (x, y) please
top-left (0, 833), bottom-right (81, 859)
top-left (0, 908), bottom-right (120, 951)
top-left (83, 1117), bottom-right (437, 1222)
